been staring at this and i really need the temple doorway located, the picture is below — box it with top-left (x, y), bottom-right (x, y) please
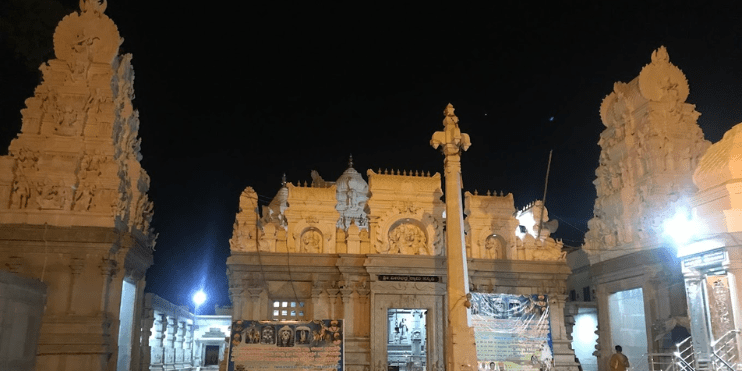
top-left (387, 309), bottom-right (427, 371)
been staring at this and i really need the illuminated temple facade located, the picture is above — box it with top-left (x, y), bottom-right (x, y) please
top-left (226, 161), bottom-right (579, 371)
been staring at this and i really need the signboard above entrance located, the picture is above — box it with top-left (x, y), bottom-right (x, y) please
top-left (378, 275), bottom-right (440, 282)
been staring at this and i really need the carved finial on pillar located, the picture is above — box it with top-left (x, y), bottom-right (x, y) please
top-left (430, 103), bottom-right (471, 155)
top-left (281, 173), bottom-right (287, 187)
top-left (348, 154), bottom-right (354, 168)
top-left (474, 189), bottom-right (478, 195)
top-left (80, 0), bottom-right (107, 14)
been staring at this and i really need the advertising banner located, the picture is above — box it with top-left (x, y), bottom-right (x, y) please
top-left (228, 319), bottom-right (343, 371)
top-left (470, 293), bottom-right (553, 371)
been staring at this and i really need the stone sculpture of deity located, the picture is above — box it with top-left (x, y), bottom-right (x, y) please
top-left (301, 230), bottom-right (322, 253)
top-left (484, 235), bottom-right (502, 259)
top-left (388, 223), bottom-right (427, 255)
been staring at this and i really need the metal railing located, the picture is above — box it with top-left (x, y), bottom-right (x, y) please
top-left (675, 336), bottom-right (698, 371)
top-left (710, 329), bottom-right (740, 371)
top-left (647, 352), bottom-right (677, 371)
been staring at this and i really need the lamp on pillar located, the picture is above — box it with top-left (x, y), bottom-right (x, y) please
top-left (431, 103), bottom-right (478, 370)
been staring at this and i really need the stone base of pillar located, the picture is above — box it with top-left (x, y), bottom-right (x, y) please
top-left (554, 339), bottom-right (581, 371)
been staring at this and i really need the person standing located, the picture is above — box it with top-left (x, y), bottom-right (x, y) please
top-left (610, 345), bottom-right (630, 371)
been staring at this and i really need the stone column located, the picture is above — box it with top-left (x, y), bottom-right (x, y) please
top-left (312, 286), bottom-right (326, 319)
top-left (151, 312), bottom-right (166, 370)
top-left (431, 103), bottom-right (477, 370)
top-left (185, 323), bottom-right (193, 366)
top-left (99, 259), bottom-right (117, 315)
top-left (327, 288), bottom-right (340, 319)
top-left (358, 286), bottom-right (370, 337)
top-left (550, 293), bottom-right (580, 371)
top-left (642, 277), bottom-right (660, 353)
top-left (165, 315), bottom-right (177, 368)
top-left (684, 270), bottom-right (711, 364)
top-left (247, 287), bottom-right (263, 319)
top-left (341, 287), bottom-right (355, 336)
top-left (229, 287), bottom-right (243, 320)
top-left (139, 302), bottom-right (154, 371)
top-left (67, 257), bottom-right (83, 314)
top-left (175, 320), bottom-right (185, 366)
top-left (595, 284), bottom-right (610, 371)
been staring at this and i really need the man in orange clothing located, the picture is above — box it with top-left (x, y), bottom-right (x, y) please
top-left (609, 345), bottom-right (630, 371)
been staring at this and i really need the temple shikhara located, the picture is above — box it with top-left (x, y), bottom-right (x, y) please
top-left (3, 2), bottom-right (742, 371)
top-left (0, 1), bottom-right (154, 370)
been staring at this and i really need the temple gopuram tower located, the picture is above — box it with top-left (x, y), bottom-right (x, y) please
top-left (581, 47), bottom-right (710, 371)
top-left (0, 1), bottom-right (154, 370)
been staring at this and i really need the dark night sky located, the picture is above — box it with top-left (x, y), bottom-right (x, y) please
top-left (2, 1), bottom-right (742, 313)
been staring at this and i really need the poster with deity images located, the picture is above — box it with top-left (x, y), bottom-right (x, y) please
top-left (470, 293), bottom-right (553, 371)
top-left (228, 319), bottom-right (343, 371)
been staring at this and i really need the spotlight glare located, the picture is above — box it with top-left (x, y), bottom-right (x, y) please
top-left (193, 290), bottom-right (206, 307)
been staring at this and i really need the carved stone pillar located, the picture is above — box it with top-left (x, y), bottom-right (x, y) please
top-left (358, 287), bottom-right (370, 337)
top-left (341, 287), bottom-right (355, 336)
top-left (247, 287), bottom-right (263, 320)
top-left (175, 320), bottom-right (185, 365)
top-left (327, 288), bottom-right (340, 319)
top-left (150, 312), bottom-right (166, 370)
top-left (642, 277), bottom-right (661, 352)
top-left (99, 258), bottom-right (117, 315)
top-left (229, 287), bottom-right (244, 319)
top-left (550, 293), bottom-right (580, 371)
top-left (684, 270), bottom-right (711, 363)
top-left (431, 104), bottom-right (477, 370)
top-left (185, 323), bottom-right (194, 365)
top-left (67, 257), bottom-right (84, 314)
top-left (312, 286), bottom-right (324, 319)
top-left (139, 305), bottom-right (154, 371)
top-left (595, 284), bottom-right (610, 371)
top-left (165, 316), bottom-right (176, 366)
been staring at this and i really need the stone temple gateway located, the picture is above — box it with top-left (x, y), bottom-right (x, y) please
top-left (226, 107), bottom-right (578, 371)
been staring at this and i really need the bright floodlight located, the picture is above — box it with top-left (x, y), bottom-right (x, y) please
top-left (664, 208), bottom-right (695, 246)
top-left (193, 290), bottom-right (206, 307)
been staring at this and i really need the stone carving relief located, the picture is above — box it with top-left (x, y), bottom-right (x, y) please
top-left (529, 239), bottom-right (566, 261)
top-left (301, 229), bottom-right (323, 253)
top-left (706, 275), bottom-right (734, 338)
top-left (483, 235), bottom-right (503, 259)
top-left (388, 222), bottom-right (428, 255)
top-left (336, 157), bottom-right (370, 230)
top-left (374, 205), bottom-right (442, 255)
top-left (36, 179), bottom-right (73, 210)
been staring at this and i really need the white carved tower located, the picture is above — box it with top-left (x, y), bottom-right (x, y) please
top-left (0, 1), bottom-right (154, 370)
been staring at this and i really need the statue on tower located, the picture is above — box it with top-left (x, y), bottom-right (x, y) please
top-left (431, 103), bottom-right (471, 154)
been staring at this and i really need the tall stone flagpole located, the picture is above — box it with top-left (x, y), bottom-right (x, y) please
top-left (431, 104), bottom-right (478, 370)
